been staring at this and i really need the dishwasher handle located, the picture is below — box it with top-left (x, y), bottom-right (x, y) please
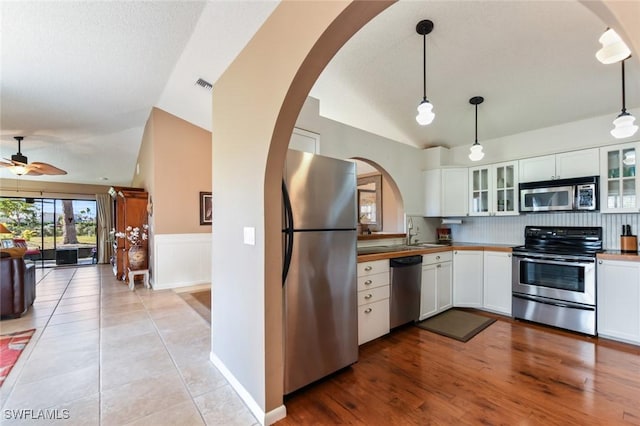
top-left (389, 255), bottom-right (423, 267)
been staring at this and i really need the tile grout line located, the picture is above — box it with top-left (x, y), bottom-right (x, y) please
top-left (0, 268), bottom-right (75, 411)
top-left (134, 289), bottom-right (210, 425)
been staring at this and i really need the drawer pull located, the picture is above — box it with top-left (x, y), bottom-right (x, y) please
top-left (437, 264), bottom-right (441, 268)
top-left (364, 308), bottom-right (372, 314)
top-left (364, 294), bottom-right (373, 299)
top-left (364, 279), bottom-right (373, 285)
top-left (436, 256), bottom-right (440, 260)
top-left (364, 266), bottom-right (372, 271)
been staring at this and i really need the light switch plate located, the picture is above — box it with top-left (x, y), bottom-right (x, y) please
top-left (243, 227), bottom-right (255, 245)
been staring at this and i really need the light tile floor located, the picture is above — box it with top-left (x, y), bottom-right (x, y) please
top-left (0, 265), bottom-right (259, 425)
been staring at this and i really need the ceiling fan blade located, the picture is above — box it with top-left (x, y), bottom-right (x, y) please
top-left (0, 159), bottom-right (14, 167)
top-left (27, 162), bottom-right (67, 175)
top-left (24, 167), bottom-right (44, 176)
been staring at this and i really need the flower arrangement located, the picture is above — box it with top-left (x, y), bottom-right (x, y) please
top-left (114, 224), bottom-right (149, 247)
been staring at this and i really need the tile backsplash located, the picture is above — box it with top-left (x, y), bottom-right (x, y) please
top-left (442, 212), bottom-right (639, 250)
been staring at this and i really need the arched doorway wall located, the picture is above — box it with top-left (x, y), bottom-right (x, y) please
top-left (211, 1), bottom-right (638, 423)
top-left (352, 156), bottom-right (405, 233)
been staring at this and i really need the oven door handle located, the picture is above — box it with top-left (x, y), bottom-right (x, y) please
top-left (513, 293), bottom-right (595, 311)
top-left (515, 256), bottom-right (594, 267)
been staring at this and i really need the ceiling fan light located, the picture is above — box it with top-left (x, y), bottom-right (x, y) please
top-left (611, 112), bottom-right (639, 139)
top-left (416, 100), bottom-right (435, 125)
top-left (596, 28), bottom-right (631, 64)
top-left (10, 165), bottom-right (28, 176)
top-left (469, 143), bottom-right (484, 161)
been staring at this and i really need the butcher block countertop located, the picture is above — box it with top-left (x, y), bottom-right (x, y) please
top-left (357, 242), bottom-right (513, 263)
top-left (597, 251), bottom-right (640, 262)
top-left (357, 233), bottom-right (405, 241)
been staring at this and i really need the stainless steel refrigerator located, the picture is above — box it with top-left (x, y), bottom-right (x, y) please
top-left (282, 149), bottom-right (358, 394)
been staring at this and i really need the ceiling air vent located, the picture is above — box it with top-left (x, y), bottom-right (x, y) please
top-left (195, 78), bottom-right (213, 91)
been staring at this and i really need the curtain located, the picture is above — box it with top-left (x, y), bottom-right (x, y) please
top-left (96, 193), bottom-right (113, 264)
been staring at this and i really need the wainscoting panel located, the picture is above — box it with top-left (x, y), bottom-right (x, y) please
top-left (153, 233), bottom-right (212, 290)
top-left (449, 212), bottom-right (639, 251)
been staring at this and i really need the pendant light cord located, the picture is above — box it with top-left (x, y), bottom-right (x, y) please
top-left (621, 59), bottom-right (627, 113)
top-left (474, 103), bottom-right (478, 144)
top-left (422, 33), bottom-right (426, 101)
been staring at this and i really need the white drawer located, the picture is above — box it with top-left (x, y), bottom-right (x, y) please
top-left (422, 251), bottom-right (452, 265)
top-left (357, 271), bottom-right (389, 292)
top-left (358, 298), bottom-right (390, 345)
top-left (358, 259), bottom-right (389, 277)
top-left (357, 285), bottom-right (390, 306)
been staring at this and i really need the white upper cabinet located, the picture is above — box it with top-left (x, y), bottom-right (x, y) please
top-left (600, 142), bottom-right (640, 213)
top-left (519, 148), bottom-right (599, 182)
top-left (469, 161), bottom-right (519, 216)
top-left (424, 168), bottom-right (468, 217)
top-left (518, 155), bottom-right (556, 183)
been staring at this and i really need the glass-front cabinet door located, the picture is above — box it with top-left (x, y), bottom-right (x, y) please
top-left (469, 162), bottom-right (519, 216)
top-left (600, 142), bottom-right (640, 213)
top-left (493, 161), bottom-right (518, 216)
top-left (469, 166), bottom-right (490, 216)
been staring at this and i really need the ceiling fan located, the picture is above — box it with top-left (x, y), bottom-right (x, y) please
top-left (0, 136), bottom-right (67, 176)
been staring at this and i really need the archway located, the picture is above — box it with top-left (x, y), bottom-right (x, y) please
top-left (352, 157), bottom-right (405, 233)
top-left (211, 1), bottom-right (638, 424)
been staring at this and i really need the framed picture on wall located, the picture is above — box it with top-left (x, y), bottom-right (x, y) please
top-left (200, 192), bottom-right (213, 225)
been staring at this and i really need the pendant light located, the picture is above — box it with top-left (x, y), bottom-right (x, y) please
top-left (415, 20), bottom-right (435, 126)
top-left (596, 28), bottom-right (631, 65)
top-left (611, 59), bottom-right (638, 139)
top-left (468, 96), bottom-right (485, 161)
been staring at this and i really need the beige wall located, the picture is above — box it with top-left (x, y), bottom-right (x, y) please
top-left (211, 1), bottom-right (394, 420)
top-left (134, 107), bottom-right (212, 235)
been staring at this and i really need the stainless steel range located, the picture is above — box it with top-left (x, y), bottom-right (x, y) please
top-left (512, 226), bottom-right (602, 336)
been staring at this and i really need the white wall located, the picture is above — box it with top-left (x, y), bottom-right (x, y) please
top-left (422, 109), bottom-right (640, 250)
top-left (446, 107), bottom-right (640, 167)
top-left (296, 97), bottom-right (425, 216)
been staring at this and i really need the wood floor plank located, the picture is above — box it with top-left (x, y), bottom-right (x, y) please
top-left (277, 312), bottom-right (640, 425)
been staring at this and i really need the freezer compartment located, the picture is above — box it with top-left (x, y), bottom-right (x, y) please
top-left (284, 150), bottom-right (357, 230)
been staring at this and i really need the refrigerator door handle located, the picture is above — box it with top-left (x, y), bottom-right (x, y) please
top-left (282, 180), bottom-right (294, 286)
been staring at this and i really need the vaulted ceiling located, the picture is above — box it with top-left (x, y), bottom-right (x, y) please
top-left (1, 1), bottom-right (638, 186)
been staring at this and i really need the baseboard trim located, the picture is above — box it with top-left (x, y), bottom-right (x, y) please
top-left (209, 351), bottom-right (287, 425)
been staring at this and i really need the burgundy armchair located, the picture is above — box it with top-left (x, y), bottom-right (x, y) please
top-left (0, 255), bottom-right (36, 318)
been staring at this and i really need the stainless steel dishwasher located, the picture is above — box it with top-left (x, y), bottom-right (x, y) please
top-left (389, 255), bottom-right (423, 328)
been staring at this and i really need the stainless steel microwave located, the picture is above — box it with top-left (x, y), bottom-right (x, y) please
top-left (519, 176), bottom-right (599, 212)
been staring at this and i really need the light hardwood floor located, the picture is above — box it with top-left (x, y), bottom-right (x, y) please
top-left (277, 312), bottom-right (640, 425)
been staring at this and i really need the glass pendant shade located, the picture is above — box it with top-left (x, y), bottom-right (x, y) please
top-left (611, 112), bottom-right (639, 139)
top-left (416, 100), bottom-right (435, 125)
top-left (468, 143), bottom-right (484, 161)
top-left (596, 29), bottom-right (631, 64)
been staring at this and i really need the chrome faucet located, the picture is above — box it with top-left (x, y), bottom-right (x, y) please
top-left (406, 217), bottom-right (418, 245)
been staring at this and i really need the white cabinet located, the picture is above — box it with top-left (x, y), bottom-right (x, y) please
top-left (424, 168), bottom-right (468, 217)
top-left (482, 251), bottom-right (512, 315)
top-left (357, 260), bottom-right (390, 345)
top-left (597, 259), bottom-right (640, 345)
top-left (469, 161), bottom-right (519, 216)
top-left (600, 142), bottom-right (640, 213)
top-left (420, 251), bottom-right (453, 320)
top-left (519, 148), bottom-right (599, 182)
top-left (453, 250), bottom-right (483, 308)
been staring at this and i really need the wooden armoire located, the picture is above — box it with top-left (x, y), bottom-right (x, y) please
top-left (109, 186), bottom-right (149, 281)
